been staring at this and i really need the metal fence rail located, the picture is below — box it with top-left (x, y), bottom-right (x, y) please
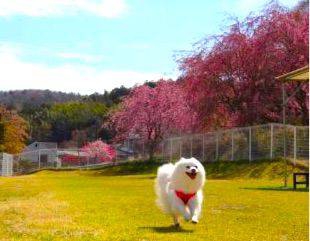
top-left (162, 123), bottom-right (309, 163)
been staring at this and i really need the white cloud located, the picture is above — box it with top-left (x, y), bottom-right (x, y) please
top-left (0, 0), bottom-right (128, 18)
top-left (219, 0), bottom-right (297, 17)
top-left (0, 43), bottom-right (172, 94)
top-left (56, 52), bottom-right (104, 63)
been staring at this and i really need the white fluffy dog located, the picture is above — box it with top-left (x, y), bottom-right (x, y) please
top-left (155, 157), bottom-right (206, 226)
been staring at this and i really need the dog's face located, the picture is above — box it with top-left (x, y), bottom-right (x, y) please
top-left (171, 157), bottom-right (206, 192)
top-left (184, 162), bottom-right (199, 180)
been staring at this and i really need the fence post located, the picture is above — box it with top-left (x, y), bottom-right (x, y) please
top-left (57, 148), bottom-right (61, 168)
top-left (162, 141), bottom-right (164, 161)
top-left (249, 127), bottom-right (252, 162)
top-left (170, 139), bottom-right (173, 162)
top-left (142, 141), bottom-right (145, 159)
top-left (231, 131), bottom-right (234, 161)
top-left (38, 149), bottom-right (41, 169)
top-left (190, 137), bottom-right (193, 157)
top-left (215, 132), bottom-right (219, 161)
top-left (202, 134), bottom-right (205, 162)
top-left (77, 149), bottom-right (80, 167)
top-left (2, 153), bottom-right (5, 176)
top-left (132, 139), bottom-right (135, 158)
top-left (179, 138), bottom-right (182, 159)
top-left (2, 154), bottom-right (6, 176)
top-left (8, 154), bottom-right (13, 176)
top-left (114, 146), bottom-right (118, 162)
top-left (293, 127), bottom-right (297, 165)
top-left (86, 154), bottom-right (89, 169)
top-left (2, 153), bottom-right (13, 176)
top-left (270, 124), bottom-right (273, 160)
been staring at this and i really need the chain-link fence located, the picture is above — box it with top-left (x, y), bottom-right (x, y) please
top-left (0, 153), bottom-right (13, 176)
top-left (162, 123), bottom-right (309, 163)
top-left (0, 123), bottom-right (309, 176)
top-left (0, 141), bottom-right (149, 176)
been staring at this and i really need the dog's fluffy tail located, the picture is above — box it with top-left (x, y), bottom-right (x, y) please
top-left (155, 163), bottom-right (175, 214)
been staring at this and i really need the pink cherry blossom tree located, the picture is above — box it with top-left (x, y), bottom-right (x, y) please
top-left (180, 4), bottom-right (308, 130)
top-left (111, 80), bottom-right (197, 160)
top-left (81, 140), bottom-right (116, 163)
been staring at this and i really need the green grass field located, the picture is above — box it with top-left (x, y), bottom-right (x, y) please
top-left (0, 160), bottom-right (308, 241)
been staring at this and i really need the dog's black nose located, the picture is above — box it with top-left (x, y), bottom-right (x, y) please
top-left (191, 169), bottom-right (196, 174)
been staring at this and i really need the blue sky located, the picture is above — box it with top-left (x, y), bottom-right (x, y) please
top-left (0, 0), bottom-right (296, 94)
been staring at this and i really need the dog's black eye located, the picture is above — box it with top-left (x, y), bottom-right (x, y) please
top-left (194, 166), bottom-right (198, 168)
top-left (186, 166), bottom-right (190, 169)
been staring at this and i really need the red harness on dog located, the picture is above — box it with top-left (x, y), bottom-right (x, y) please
top-left (175, 190), bottom-right (196, 205)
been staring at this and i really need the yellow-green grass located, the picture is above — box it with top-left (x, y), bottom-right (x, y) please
top-left (0, 160), bottom-right (308, 241)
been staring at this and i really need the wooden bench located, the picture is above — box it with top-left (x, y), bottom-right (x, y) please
top-left (293, 173), bottom-right (309, 189)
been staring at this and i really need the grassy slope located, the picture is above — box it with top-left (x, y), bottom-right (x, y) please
top-left (91, 159), bottom-right (307, 180)
top-left (0, 160), bottom-right (308, 241)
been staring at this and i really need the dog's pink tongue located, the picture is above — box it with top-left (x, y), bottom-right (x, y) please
top-left (186, 172), bottom-right (197, 179)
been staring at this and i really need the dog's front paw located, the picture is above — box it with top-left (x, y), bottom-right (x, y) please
top-left (191, 216), bottom-right (199, 224)
top-left (184, 213), bottom-right (191, 221)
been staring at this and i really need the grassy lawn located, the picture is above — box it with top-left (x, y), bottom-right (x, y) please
top-left (0, 161), bottom-right (308, 241)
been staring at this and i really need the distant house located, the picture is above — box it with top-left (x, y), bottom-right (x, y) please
top-left (115, 134), bottom-right (143, 160)
top-left (23, 142), bottom-right (57, 152)
top-left (21, 142), bottom-right (58, 166)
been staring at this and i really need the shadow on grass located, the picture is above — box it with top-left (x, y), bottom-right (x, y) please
top-left (241, 186), bottom-right (309, 192)
top-left (139, 225), bottom-right (193, 233)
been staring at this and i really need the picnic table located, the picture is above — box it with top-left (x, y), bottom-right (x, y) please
top-left (293, 173), bottom-right (309, 189)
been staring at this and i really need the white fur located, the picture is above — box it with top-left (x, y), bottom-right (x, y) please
top-left (155, 157), bottom-right (206, 225)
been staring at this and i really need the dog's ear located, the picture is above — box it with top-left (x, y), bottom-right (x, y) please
top-left (191, 157), bottom-right (198, 162)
